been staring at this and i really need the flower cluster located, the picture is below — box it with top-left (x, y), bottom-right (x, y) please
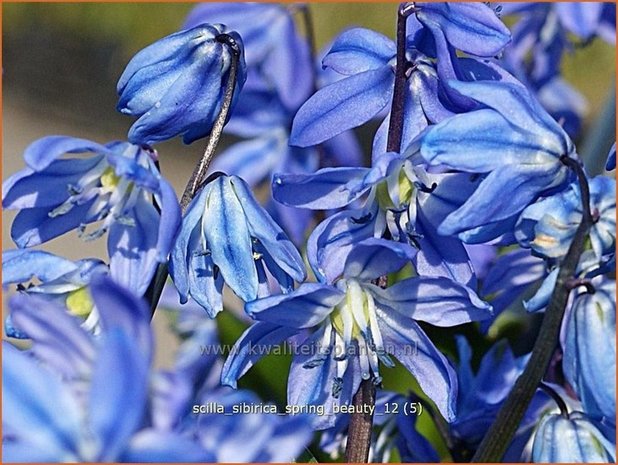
top-left (3, 2), bottom-right (615, 463)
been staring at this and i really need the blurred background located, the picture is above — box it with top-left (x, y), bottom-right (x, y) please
top-left (3, 4), bottom-right (615, 459)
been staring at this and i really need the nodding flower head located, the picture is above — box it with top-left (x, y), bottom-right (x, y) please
top-left (170, 174), bottom-right (306, 318)
top-left (117, 24), bottom-right (247, 145)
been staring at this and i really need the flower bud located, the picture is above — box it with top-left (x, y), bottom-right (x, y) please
top-left (117, 24), bottom-right (246, 145)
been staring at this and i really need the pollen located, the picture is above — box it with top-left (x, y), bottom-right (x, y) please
top-left (66, 287), bottom-right (94, 318)
top-left (532, 233), bottom-right (558, 249)
top-left (100, 167), bottom-right (121, 189)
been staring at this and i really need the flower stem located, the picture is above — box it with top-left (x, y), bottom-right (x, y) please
top-left (386, 3), bottom-right (413, 153)
top-left (144, 34), bottom-right (241, 317)
top-left (180, 33), bottom-right (241, 212)
top-left (471, 157), bottom-right (593, 462)
top-left (344, 379), bottom-right (377, 462)
top-left (344, 5), bottom-right (412, 461)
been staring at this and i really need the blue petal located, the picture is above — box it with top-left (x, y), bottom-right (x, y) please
top-left (126, 48), bottom-right (225, 144)
top-left (2, 249), bottom-right (79, 285)
top-left (11, 199), bottom-right (97, 248)
top-left (532, 412), bottom-right (616, 462)
top-left (370, 276), bottom-right (491, 326)
top-left (287, 327), bottom-right (362, 430)
top-left (3, 342), bottom-right (82, 459)
top-left (108, 196), bottom-right (160, 296)
top-left (229, 176), bottom-right (306, 282)
top-left (88, 327), bottom-right (150, 461)
top-left (414, 199), bottom-right (476, 288)
top-left (555, 3), bottom-right (604, 40)
top-left (272, 167), bottom-right (370, 209)
top-left (117, 25), bottom-right (217, 94)
top-left (187, 249), bottom-right (224, 318)
top-left (524, 267), bottom-right (558, 312)
top-left (290, 66), bottom-right (394, 147)
top-left (416, 2), bottom-right (511, 56)
top-left (439, 164), bottom-right (568, 237)
top-left (154, 176), bottom-right (181, 262)
top-left (377, 311), bottom-right (458, 422)
top-left (263, 14), bottom-right (313, 111)
top-left (203, 176), bottom-right (258, 302)
top-left (9, 294), bottom-right (95, 378)
top-left (121, 429), bottom-right (212, 462)
top-left (563, 279), bottom-right (615, 419)
top-left (22, 135), bottom-right (111, 171)
top-left (169, 185), bottom-right (208, 304)
top-left (89, 275), bottom-right (152, 356)
top-left (245, 283), bottom-right (344, 328)
top-left (342, 237), bottom-right (417, 281)
top-left (2, 156), bottom-right (103, 210)
top-left (322, 27), bottom-right (395, 75)
top-left (221, 322), bottom-right (298, 388)
top-left (306, 208), bottom-right (375, 284)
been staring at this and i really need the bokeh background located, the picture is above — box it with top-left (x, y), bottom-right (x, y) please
top-left (2, 3), bottom-right (616, 460)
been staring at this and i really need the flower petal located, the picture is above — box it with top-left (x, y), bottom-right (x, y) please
top-left (322, 27), bottom-right (395, 75)
top-left (246, 283), bottom-right (344, 329)
top-left (221, 322), bottom-right (298, 388)
top-left (290, 66), bottom-right (394, 147)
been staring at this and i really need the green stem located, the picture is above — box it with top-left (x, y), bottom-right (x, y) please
top-left (471, 156), bottom-right (593, 462)
top-left (145, 34), bottom-right (241, 318)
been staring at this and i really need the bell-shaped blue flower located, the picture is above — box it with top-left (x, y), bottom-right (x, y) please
top-left (183, 3), bottom-right (312, 112)
top-left (221, 238), bottom-right (491, 428)
top-left (421, 79), bottom-right (576, 240)
top-left (516, 176), bottom-right (616, 260)
top-left (2, 136), bottom-right (181, 295)
top-left (170, 174), bottom-right (306, 317)
top-left (117, 24), bottom-right (247, 145)
top-left (531, 412), bottom-right (616, 462)
top-left (563, 277), bottom-right (616, 421)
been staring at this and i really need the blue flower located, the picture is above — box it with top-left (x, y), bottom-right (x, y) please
top-left (563, 277), bottom-right (616, 422)
top-left (183, 3), bottom-right (312, 112)
top-left (516, 176), bottom-right (616, 260)
top-left (117, 24), bottom-right (247, 145)
top-left (478, 248), bottom-right (546, 331)
top-left (2, 136), bottom-right (181, 295)
top-left (170, 174), bottom-right (306, 317)
top-left (221, 238), bottom-right (491, 428)
top-left (2, 249), bottom-right (107, 337)
top-left (2, 276), bottom-right (209, 462)
top-left (290, 2), bottom-right (511, 151)
top-left (498, 3), bottom-right (615, 137)
top-left (421, 80), bottom-right (576, 240)
top-left (531, 412), bottom-right (616, 462)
